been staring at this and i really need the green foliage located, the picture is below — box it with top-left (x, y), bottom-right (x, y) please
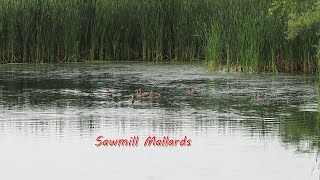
top-left (0, 0), bottom-right (318, 73)
top-left (283, 0), bottom-right (320, 69)
top-left (286, 0), bottom-right (320, 39)
top-left (0, 0), bottom-right (210, 63)
top-left (205, 0), bottom-right (318, 73)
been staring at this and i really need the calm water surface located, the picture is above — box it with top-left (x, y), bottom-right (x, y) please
top-left (0, 62), bottom-right (319, 180)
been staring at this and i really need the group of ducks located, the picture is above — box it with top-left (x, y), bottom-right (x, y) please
top-left (106, 87), bottom-right (265, 105)
top-left (128, 89), bottom-right (161, 104)
top-left (106, 87), bottom-right (197, 104)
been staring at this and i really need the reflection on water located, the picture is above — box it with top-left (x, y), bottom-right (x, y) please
top-left (0, 62), bottom-right (319, 180)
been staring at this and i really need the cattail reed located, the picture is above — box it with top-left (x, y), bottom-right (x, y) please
top-left (0, 0), bottom-right (317, 73)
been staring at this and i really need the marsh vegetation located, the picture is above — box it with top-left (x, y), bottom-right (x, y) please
top-left (0, 0), bottom-right (319, 73)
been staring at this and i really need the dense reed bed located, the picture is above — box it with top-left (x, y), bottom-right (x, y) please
top-left (0, 0), bottom-right (318, 73)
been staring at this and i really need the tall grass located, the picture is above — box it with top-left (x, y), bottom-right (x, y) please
top-left (0, 0), bottom-right (318, 73)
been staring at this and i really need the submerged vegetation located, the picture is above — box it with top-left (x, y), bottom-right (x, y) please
top-left (0, 0), bottom-right (319, 73)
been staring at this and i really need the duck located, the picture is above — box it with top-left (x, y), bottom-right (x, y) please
top-left (128, 94), bottom-right (135, 104)
top-left (135, 89), bottom-right (142, 98)
top-left (135, 89), bottom-right (145, 98)
top-left (149, 90), bottom-right (160, 98)
top-left (187, 87), bottom-right (196, 96)
top-left (135, 89), bottom-right (152, 99)
top-left (254, 92), bottom-right (266, 100)
top-left (106, 89), bottom-right (113, 99)
top-left (141, 89), bottom-right (151, 97)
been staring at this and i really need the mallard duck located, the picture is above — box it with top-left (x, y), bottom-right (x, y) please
top-left (128, 94), bottom-right (135, 104)
top-left (254, 92), bottom-right (266, 100)
top-left (141, 89), bottom-right (151, 97)
top-left (149, 90), bottom-right (160, 98)
top-left (135, 89), bottom-right (141, 97)
top-left (187, 87), bottom-right (196, 96)
top-left (135, 89), bottom-right (152, 98)
top-left (106, 89), bottom-right (113, 99)
top-left (135, 89), bottom-right (146, 98)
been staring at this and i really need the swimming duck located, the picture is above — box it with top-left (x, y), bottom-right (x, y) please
top-left (187, 87), bottom-right (196, 96)
top-left (135, 89), bottom-right (141, 98)
top-left (106, 89), bottom-right (113, 99)
top-left (254, 93), bottom-right (266, 100)
top-left (141, 89), bottom-right (151, 97)
top-left (128, 94), bottom-right (135, 104)
top-left (135, 89), bottom-right (152, 99)
top-left (149, 90), bottom-right (160, 98)
top-left (135, 89), bottom-right (146, 98)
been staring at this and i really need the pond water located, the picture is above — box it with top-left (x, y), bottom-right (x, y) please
top-left (0, 62), bottom-right (319, 180)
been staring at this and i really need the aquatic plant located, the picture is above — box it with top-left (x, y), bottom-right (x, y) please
top-left (0, 0), bottom-right (318, 73)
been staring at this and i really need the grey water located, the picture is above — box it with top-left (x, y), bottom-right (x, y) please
top-left (0, 62), bottom-right (319, 180)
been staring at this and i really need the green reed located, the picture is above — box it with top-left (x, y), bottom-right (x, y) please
top-left (0, 0), bottom-right (318, 73)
